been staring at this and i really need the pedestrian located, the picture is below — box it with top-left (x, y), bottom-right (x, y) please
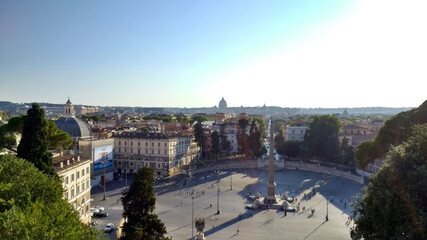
top-left (237, 228), bottom-right (239, 234)
top-left (117, 198), bottom-right (120, 204)
top-left (210, 202), bottom-right (212, 207)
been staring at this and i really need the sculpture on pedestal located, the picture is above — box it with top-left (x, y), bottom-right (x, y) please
top-left (195, 217), bottom-right (207, 240)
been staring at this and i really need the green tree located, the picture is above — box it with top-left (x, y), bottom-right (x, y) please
top-left (0, 115), bottom-right (72, 152)
top-left (220, 124), bottom-right (232, 156)
top-left (352, 124), bottom-right (427, 240)
top-left (281, 140), bottom-right (301, 158)
top-left (0, 155), bottom-right (97, 240)
top-left (303, 115), bottom-right (341, 162)
top-left (249, 120), bottom-right (265, 158)
top-left (121, 167), bottom-right (169, 240)
top-left (355, 100), bottom-right (427, 167)
top-left (211, 131), bottom-right (220, 159)
top-left (193, 121), bottom-right (205, 159)
top-left (17, 103), bottom-right (55, 175)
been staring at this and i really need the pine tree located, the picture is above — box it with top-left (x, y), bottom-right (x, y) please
top-left (17, 103), bottom-right (55, 175)
top-left (120, 167), bottom-right (169, 240)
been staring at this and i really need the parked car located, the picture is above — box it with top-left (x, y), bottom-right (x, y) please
top-left (93, 211), bottom-right (109, 218)
top-left (104, 223), bottom-right (115, 233)
top-left (282, 206), bottom-right (296, 212)
top-left (90, 206), bottom-right (104, 212)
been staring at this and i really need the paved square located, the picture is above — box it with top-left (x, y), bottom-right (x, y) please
top-left (156, 168), bottom-right (362, 240)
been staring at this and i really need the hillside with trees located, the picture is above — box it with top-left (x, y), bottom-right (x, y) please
top-left (356, 100), bottom-right (427, 168)
top-left (352, 124), bottom-right (427, 239)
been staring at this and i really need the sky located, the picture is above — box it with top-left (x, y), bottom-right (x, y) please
top-left (1, 0), bottom-right (426, 108)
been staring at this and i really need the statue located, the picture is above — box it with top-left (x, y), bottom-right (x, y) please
top-left (195, 217), bottom-right (205, 233)
top-left (195, 217), bottom-right (207, 240)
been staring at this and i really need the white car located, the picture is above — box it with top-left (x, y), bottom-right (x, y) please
top-left (104, 223), bottom-right (114, 233)
top-left (90, 206), bottom-right (105, 212)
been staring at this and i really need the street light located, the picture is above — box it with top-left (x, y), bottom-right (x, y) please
top-left (191, 189), bottom-right (195, 236)
top-left (230, 172), bottom-right (233, 190)
top-left (326, 196), bottom-right (329, 221)
top-left (217, 175), bottom-right (221, 215)
top-left (103, 156), bottom-right (108, 200)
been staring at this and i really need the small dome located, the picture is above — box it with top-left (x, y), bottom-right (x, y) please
top-left (55, 117), bottom-right (92, 139)
top-left (219, 97), bottom-right (227, 109)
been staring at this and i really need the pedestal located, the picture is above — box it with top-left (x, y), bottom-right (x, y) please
top-left (196, 232), bottom-right (206, 240)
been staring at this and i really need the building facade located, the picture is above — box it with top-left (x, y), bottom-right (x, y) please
top-left (285, 125), bottom-right (308, 141)
top-left (113, 131), bottom-right (199, 177)
top-left (54, 154), bottom-right (92, 224)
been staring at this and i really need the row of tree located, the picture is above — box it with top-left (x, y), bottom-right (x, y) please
top-left (274, 115), bottom-right (354, 167)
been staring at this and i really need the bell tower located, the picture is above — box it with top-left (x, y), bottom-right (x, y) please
top-left (64, 98), bottom-right (75, 117)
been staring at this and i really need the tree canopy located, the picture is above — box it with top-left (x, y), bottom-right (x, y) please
top-left (120, 167), bottom-right (169, 240)
top-left (302, 115), bottom-right (341, 162)
top-left (352, 124), bottom-right (427, 239)
top-left (17, 103), bottom-right (55, 175)
top-left (0, 155), bottom-right (97, 240)
top-left (356, 100), bottom-right (427, 167)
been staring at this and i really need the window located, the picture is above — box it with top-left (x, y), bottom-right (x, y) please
top-left (118, 161), bottom-right (122, 166)
top-left (130, 148), bottom-right (133, 153)
top-left (146, 142), bottom-right (148, 147)
top-left (152, 150), bottom-right (154, 154)
top-left (164, 143), bottom-right (167, 147)
top-left (71, 174), bottom-right (74, 182)
top-left (65, 176), bottom-right (69, 185)
top-left (158, 150), bottom-right (160, 155)
top-left (86, 180), bottom-right (89, 189)
top-left (119, 141), bottom-right (121, 146)
top-left (138, 142), bottom-right (140, 146)
top-left (158, 143), bottom-right (160, 147)
top-left (82, 182), bottom-right (85, 191)
top-left (130, 162), bottom-right (134, 167)
top-left (65, 191), bottom-right (68, 200)
top-left (71, 189), bottom-right (75, 198)
top-left (131, 141), bottom-right (133, 146)
top-left (77, 185), bottom-right (80, 194)
top-left (119, 148), bottom-right (121, 153)
top-left (146, 149), bottom-right (148, 154)
top-left (151, 142), bottom-right (154, 147)
top-left (138, 149), bottom-right (141, 155)
top-left (125, 141), bottom-right (127, 145)
top-left (77, 171), bottom-right (80, 179)
top-left (82, 169), bottom-right (84, 177)
top-left (164, 150), bottom-right (167, 155)
top-left (86, 167), bottom-right (89, 175)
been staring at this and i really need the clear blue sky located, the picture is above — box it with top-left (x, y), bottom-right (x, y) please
top-left (1, 1), bottom-right (426, 108)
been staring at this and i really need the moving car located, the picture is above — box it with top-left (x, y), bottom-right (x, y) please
top-left (104, 223), bottom-right (115, 233)
top-left (93, 211), bottom-right (109, 217)
top-left (283, 206), bottom-right (296, 212)
top-left (90, 206), bottom-right (105, 212)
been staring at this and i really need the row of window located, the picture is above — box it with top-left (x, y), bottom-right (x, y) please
top-left (65, 179), bottom-right (90, 200)
top-left (118, 140), bottom-right (191, 147)
top-left (65, 166), bottom-right (90, 185)
top-left (116, 147), bottom-right (189, 155)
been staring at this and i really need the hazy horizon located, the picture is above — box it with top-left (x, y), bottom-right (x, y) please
top-left (1, 1), bottom-right (426, 108)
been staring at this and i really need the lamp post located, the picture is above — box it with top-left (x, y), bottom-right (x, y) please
top-left (103, 156), bottom-right (108, 200)
top-left (326, 196), bottom-right (329, 221)
top-left (230, 172), bottom-right (233, 190)
top-left (191, 189), bottom-right (195, 237)
top-left (217, 175), bottom-right (221, 215)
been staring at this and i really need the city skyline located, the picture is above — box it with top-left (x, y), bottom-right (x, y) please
top-left (1, 1), bottom-right (426, 108)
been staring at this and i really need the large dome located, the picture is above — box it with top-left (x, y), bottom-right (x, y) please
top-left (55, 117), bottom-right (92, 139)
top-left (219, 97), bottom-right (227, 109)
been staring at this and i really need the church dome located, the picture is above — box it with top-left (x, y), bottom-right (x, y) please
top-left (55, 117), bottom-right (92, 139)
top-left (219, 97), bottom-right (227, 109)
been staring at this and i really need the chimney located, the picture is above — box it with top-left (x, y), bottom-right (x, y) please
top-left (77, 156), bottom-right (80, 161)
top-left (66, 160), bottom-right (70, 165)
top-left (60, 162), bottom-right (63, 168)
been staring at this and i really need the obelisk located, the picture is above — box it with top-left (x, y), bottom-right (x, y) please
top-left (265, 118), bottom-right (277, 203)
